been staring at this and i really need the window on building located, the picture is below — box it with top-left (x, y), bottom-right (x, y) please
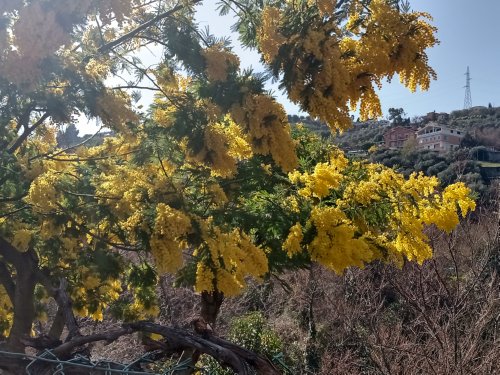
top-left (457, 131), bottom-right (461, 135)
top-left (451, 130), bottom-right (454, 134)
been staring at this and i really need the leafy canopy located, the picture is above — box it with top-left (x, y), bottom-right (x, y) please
top-left (0, 0), bottom-right (473, 352)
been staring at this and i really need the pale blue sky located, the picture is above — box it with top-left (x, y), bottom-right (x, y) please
top-left (78, 1), bottom-right (500, 133)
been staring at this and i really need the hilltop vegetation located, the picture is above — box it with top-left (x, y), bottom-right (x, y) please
top-left (324, 105), bottom-right (500, 152)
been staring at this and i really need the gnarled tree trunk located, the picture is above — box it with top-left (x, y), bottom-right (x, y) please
top-left (200, 290), bottom-right (224, 326)
top-left (0, 239), bottom-right (38, 353)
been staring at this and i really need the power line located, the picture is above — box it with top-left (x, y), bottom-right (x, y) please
top-left (464, 66), bottom-right (472, 109)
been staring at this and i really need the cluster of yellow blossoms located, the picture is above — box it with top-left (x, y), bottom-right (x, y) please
top-left (0, 285), bottom-right (13, 337)
top-left (192, 115), bottom-right (253, 178)
top-left (27, 170), bottom-right (62, 213)
top-left (0, 0), bottom-right (141, 88)
top-left (195, 220), bottom-right (269, 296)
top-left (257, 0), bottom-right (437, 130)
top-left (289, 149), bottom-right (348, 198)
top-left (151, 48), bottom-right (298, 177)
top-left (150, 203), bottom-right (191, 274)
top-left (95, 90), bottom-right (139, 133)
top-left (71, 275), bottom-right (122, 321)
top-left (257, 7), bottom-right (286, 63)
top-left (202, 45), bottom-right (240, 81)
top-left (1, 2), bottom-right (68, 88)
top-left (11, 228), bottom-right (33, 253)
top-left (152, 82), bottom-right (297, 176)
top-left (285, 152), bottom-right (476, 272)
top-left (125, 294), bottom-right (161, 320)
top-left (309, 206), bottom-right (373, 273)
top-left (188, 93), bottom-right (297, 175)
top-left (282, 222), bottom-right (303, 258)
top-left (231, 94), bottom-right (298, 172)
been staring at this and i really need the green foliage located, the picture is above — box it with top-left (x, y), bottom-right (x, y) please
top-left (199, 311), bottom-right (285, 375)
top-left (333, 122), bottom-right (386, 151)
top-left (292, 125), bottom-right (333, 170)
top-left (229, 312), bottom-right (283, 355)
top-left (370, 148), bottom-right (491, 200)
top-left (388, 107), bottom-right (409, 124)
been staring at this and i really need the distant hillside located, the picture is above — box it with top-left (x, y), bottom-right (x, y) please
top-left (331, 120), bottom-right (389, 151)
top-left (448, 106), bottom-right (500, 130)
top-left (447, 106), bottom-right (500, 149)
top-left (287, 115), bottom-right (331, 137)
top-left (287, 106), bottom-right (500, 202)
top-left (287, 106), bottom-right (500, 151)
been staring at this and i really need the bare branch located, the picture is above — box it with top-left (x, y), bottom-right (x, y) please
top-left (8, 112), bottom-right (50, 154)
top-left (95, 0), bottom-right (203, 56)
top-left (19, 320), bottom-right (280, 375)
top-left (53, 278), bottom-right (82, 340)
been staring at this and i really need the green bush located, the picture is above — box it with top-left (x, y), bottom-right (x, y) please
top-left (199, 312), bottom-right (285, 374)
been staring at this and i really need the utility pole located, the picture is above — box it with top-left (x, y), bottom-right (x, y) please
top-left (464, 66), bottom-right (472, 109)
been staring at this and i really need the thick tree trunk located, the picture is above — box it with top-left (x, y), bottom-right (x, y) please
top-left (7, 267), bottom-right (37, 352)
top-left (0, 239), bottom-right (38, 353)
top-left (7, 257), bottom-right (38, 352)
top-left (200, 290), bottom-right (224, 326)
top-left (171, 291), bottom-right (225, 374)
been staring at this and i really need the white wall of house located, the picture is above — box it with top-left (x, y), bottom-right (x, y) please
top-left (416, 124), bottom-right (464, 152)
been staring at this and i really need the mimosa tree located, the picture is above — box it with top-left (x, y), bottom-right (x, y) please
top-left (0, 0), bottom-right (475, 373)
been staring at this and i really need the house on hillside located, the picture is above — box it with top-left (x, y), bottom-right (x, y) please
top-left (416, 123), bottom-right (464, 152)
top-left (383, 126), bottom-right (416, 149)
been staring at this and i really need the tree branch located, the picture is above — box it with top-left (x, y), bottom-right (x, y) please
top-left (53, 278), bottom-right (82, 340)
top-left (111, 85), bottom-right (160, 91)
top-left (0, 206), bottom-right (30, 219)
top-left (28, 125), bottom-right (105, 162)
top-left (48, 307), bottom-right (65, 340)
top-left (0, 194), bottom-right (27, 203)
top-left (18, 320), bottom-right (280, 375)
top-left (95, 0), bottom-right (203, 56)
top-left (125, 321), bottom-right (251, 374)
top-left (8, 112), bottom-right (50, 154)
